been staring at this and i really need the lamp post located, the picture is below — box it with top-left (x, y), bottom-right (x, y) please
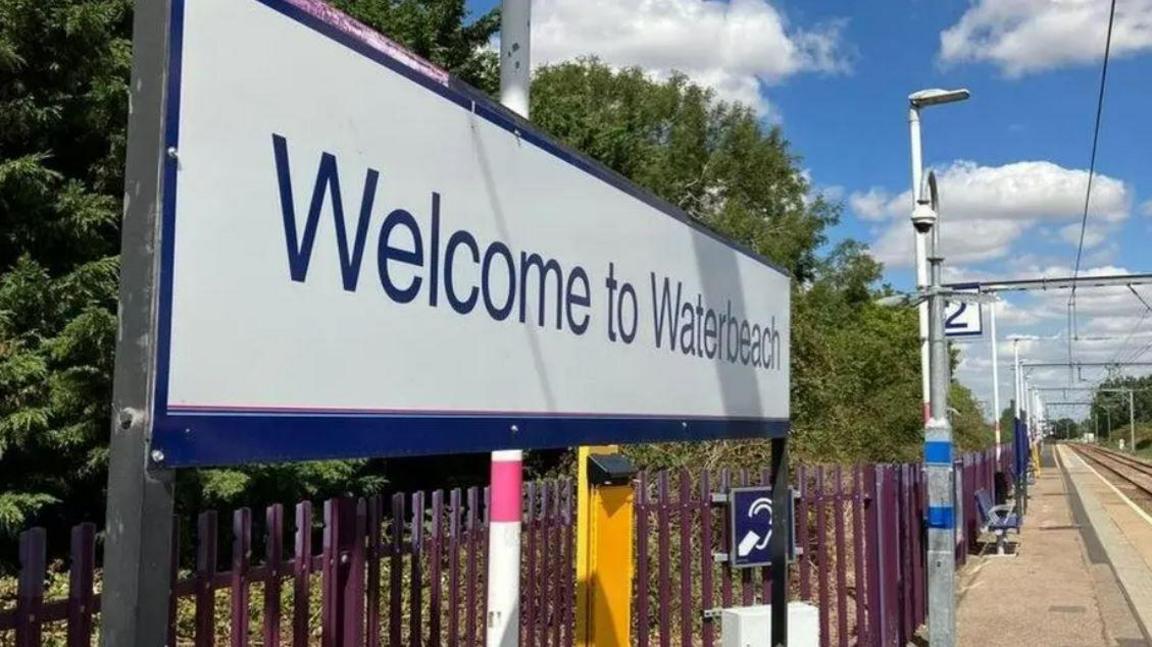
top-left (908, 172), bottom-right (959, 647)
top-left (909, 89), bottom-right (970, 424)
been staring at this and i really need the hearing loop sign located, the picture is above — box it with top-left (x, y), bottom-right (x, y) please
top-left (726, 486), bottom-right (797, 569)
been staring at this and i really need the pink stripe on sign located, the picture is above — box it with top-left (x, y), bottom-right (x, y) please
top-left (489, 459), bottom-right (523, 523)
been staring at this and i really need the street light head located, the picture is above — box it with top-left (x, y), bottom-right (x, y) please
top-left (909, 88), bottom-right (971, 108)
top-left (911, 201), bottom-right (937, 234)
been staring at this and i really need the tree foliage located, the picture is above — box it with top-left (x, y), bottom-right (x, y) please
top-left (1089, 374), bottom-right (1152, 450)
top-left (0, 0), bottom-right (131, 537)
top-left (0, 0), bottom-right (499, 538)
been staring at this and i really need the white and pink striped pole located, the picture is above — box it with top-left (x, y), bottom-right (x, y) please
top-left (486, 2), bottom-right (529, 646)
top-left (486, 449), bottom-right (524, 646)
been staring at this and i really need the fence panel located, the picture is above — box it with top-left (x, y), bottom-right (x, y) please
top-left (2, 450), bottom-right (1012, 646)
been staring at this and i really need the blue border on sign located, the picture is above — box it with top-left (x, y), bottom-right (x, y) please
top-left (151, 0), bottom-right (791, 467)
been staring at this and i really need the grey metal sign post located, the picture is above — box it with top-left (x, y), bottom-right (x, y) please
top-left (102, 0), bottom-right (177, 644)
top-left (770, 438), bottom-right (789, 647)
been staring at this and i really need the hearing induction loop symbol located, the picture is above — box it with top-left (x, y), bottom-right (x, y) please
top-left (737, 497), bottom-right (773, 557)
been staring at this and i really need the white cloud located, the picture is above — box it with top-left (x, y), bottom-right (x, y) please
top-left (852, 160), bottom-right (1131, 267)
top-left (1141, 198), bottom-right (1152, 217)
top-left (939, 0), bottom-right (1152, 76)
top-left (848, 188), bottom-right (892, 221)
top-left (1057, 221), bottom-right (1118, 249)
top-left (531, 0), bottom-right (851, 113)
top-left (995, 299), bottom-right (1047, 326)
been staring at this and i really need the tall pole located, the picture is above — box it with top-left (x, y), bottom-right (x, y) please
top-left (1012, 340), bottom-right (1026, 512)
top-left (487, 2), bottom-right (530, 645)
top-left (1129, 390), bottom-right (1136, 453)
top-left (990, 301), bottom-right (1002, 462)
top-left (924, 208), bottom-right (956, 647)
top-left (910, 107), bottom-right (931, 423)
top-left (1032, 379), bottom-right (1041, 446)
top-left (1013, 340), bottom-right (1021, 422)
top-left (101, 0), bottom-right (177, 644)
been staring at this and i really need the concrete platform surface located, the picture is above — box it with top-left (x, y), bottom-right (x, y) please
top-left (1060, 445), bottom-right (1152, 640)
top-left (955, 445), bottom-right (1147, 646)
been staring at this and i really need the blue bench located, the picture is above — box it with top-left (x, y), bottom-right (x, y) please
top-left (974, 489), bottom-right (1020, 555)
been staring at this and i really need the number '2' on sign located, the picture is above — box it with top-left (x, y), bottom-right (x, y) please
top-left (944, 293), bottom-right (983, 338)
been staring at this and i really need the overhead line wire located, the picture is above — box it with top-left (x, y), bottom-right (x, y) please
top-left (1067, 0), bottom-right (1119, 370)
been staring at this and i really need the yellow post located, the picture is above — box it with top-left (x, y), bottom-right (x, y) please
top-left (575, 445), bottom-right (634, 647)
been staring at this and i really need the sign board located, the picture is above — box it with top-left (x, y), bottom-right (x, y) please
top-left (944, 285), bottom-right (982, 337)
top-left (728, 486), bottom-right (795, 568)
top-left (149, 0), bottom-right (791, 466)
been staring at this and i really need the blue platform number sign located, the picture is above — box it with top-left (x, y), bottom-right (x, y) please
top-left (729, 486), bottom-right (777, 568)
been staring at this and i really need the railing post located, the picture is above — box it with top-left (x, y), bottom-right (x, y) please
top-left (816, 466), bottom-right (830, 644)
top-left (293, 501), bottom-right (314, 647)
top-left (232, 508), bottom-right (252, 647)
top-left (864, 464), bottom-right (881, 647)
top-left (16, 528), bottom-right (46, 647)
top-left (196, 511), bottom-right (219, 647)
top-left (265, 504), bottom-right (284, 647)
top-left (831, 466), bottom-right (846, 647)
top-left (851, 467), bottom-right (867, 644)
top-left (879, 467), bottom-right (900, 646)
top-left (68, 523), bottom-right (97, 647)
top-left (322, 497), bottom-right (364, 647)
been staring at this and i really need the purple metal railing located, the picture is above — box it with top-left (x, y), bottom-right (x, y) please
top-left (1, 480), bottom-right (574, 646)
top-left (632, 445), bottom-right (1014, 647)
top-left (2, 447), bottom-right (1014, 646)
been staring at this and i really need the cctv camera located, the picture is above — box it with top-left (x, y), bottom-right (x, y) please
top-left (911, 201), bottom-right (936, 234)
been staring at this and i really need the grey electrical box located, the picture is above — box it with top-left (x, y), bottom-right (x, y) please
top-left (720, 603), bottom-right (819, 647)
top-left (586, 453), bottom-right (636, 486)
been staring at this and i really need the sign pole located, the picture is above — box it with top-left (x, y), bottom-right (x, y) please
top-left (102, 0), bottom-right (177, 644)
top-left (486, 2), bottom-right (530, 645)
top-left (769, 437), bottom-right (790, 646)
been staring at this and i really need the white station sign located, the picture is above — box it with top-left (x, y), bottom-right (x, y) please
top-left (944, 286), bottom-right (983, 338)
top-left (152, 0), bottom-right (791, 465)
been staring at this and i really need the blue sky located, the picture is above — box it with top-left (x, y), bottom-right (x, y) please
top-left (465, 0), bottom-right (1152, 420)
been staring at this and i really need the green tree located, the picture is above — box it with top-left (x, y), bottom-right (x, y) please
top-left (330, 0), bottom-right (499, 93)
top-left (0, 0), bottom-right (499, 538)
top-left (0, 0), bottom-right (132, 536)
top-left (1089, 374), bottom-right (1152, 450)
top-left (530, 61), bottom-right (834, 283)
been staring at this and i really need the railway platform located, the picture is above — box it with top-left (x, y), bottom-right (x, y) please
top-left (955, 443), bottom-right (1149, 646)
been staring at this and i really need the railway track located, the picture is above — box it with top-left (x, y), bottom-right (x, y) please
top-left (1069, 443), bottom-right (1152, 501)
